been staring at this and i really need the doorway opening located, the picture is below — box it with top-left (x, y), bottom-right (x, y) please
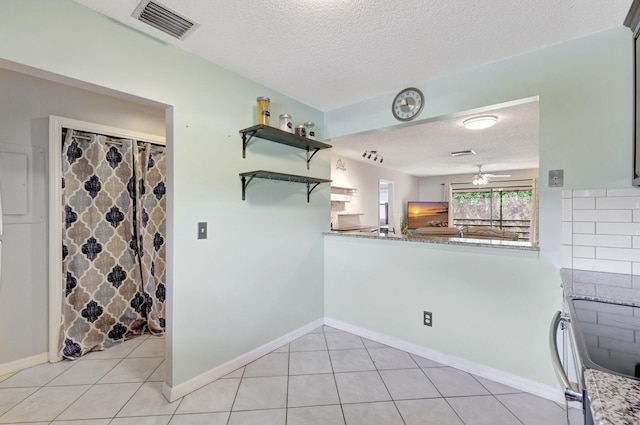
top-left (379, 179), bottom-right (394, 234)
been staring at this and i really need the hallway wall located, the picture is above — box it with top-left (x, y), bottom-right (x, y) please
top-left (0, 67), bottom-right (165, 368)
top-left (0, 0), bottom-right (328, 392)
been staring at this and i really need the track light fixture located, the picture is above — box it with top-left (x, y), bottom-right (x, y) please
top-left (362, 150), bottom-right (384, 164)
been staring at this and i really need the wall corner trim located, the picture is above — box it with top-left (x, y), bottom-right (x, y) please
top-left (161, 318), bottom-right (325, 402)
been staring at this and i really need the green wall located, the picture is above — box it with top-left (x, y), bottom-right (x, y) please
top-left (324, 26), bottom-right (634, 394)
top-left (326, 26), bottom-right (634, 263)
top-left (0, 0), bottom-right (328, 388)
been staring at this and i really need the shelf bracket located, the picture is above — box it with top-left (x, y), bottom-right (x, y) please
top-left (307, 181), bottom-right (322, 203)
top-left (306, 148), bottom-right (321, 170)
top-left (241, 175), bottom-right (256, 200)
top-left (241, 131), bottom-right (256, 159)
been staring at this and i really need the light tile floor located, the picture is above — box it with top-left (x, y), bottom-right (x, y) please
top-left (0, 326), bottom-right (583, 424)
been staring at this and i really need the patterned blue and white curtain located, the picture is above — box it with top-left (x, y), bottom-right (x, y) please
top-left (60, 129), bottom-right (166, 359)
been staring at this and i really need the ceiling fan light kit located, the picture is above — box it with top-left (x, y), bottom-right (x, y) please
top-left (471, 165), bottom-right (511, 185)
top-left (463, 116), bottom-right (498, 130)
top-left (472, 176), bottom-right (489, 185)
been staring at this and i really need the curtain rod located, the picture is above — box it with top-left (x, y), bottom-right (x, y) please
top-left (62, 129), bottom-right (165, 152)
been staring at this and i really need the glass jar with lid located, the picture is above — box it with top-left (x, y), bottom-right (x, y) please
top-left (257, 97), bottom-right (270, 126)
top-left (304, 122), bottom-right (315, 139)
top-left (279, 114), bottom-right (293, 133)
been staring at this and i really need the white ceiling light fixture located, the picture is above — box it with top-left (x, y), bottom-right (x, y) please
top-left (463, 116), bottom-right (498, 130)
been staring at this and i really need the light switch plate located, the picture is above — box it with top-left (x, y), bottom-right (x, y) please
top-left (197, 222), bottom-right (207, 239)
top-left (549, 170), bottom-right (564, 188)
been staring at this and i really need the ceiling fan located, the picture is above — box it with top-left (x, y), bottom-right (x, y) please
top-left (471, 165), bottom-right (511, 185)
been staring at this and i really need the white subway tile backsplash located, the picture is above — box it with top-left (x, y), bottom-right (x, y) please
top-left (606, 188), bottom-right (640, 197)
top-left (573, 222), bottom-right (595, 234)
top-left (572, 234), bottom-right (632, 248)
top-left (561, 245), bottom-right (573, 269)
top-left (573, 246), bottom-right (595, 258)
top-left (573, 209), bottom-right (632, 223)
top-left (562, 199), bottom-right (573, 221)
top-left (573, 189), bottom-right (607, 198)
top-left (596, 222), bottom-right (640, 236)
top-left (565, 189), bottom-right (640, 302)
top-left (562, 222), bottom-right (572, 245)
top-left (596, 197), bottom-right (640, 210)
top-left (573, 197), bottom-right (596, 210)
top-left (573, 258), bottom-right (632, 275)
top-left (596, 247), bottom-right (640, 262)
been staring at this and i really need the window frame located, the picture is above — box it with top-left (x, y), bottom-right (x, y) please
top-left (449, 179), bottom-right (539, 243)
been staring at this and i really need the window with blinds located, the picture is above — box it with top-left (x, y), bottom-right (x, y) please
top-left (450, 180), bottom-right (538, 242)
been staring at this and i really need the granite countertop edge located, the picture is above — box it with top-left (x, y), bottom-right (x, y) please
top-left (323, 231), bottom-right (539, 252)
top-left (562, 269), bottom-right (640, 424)
top-left (585, 369), bottom-right (640, 425)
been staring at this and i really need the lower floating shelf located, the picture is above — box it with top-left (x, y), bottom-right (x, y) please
top-left (239, 170), bottom-right (332, 203)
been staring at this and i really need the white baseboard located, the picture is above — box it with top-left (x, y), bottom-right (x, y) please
top-left (0, 352), bottom-right (49, 377)
top-left (163, 316), bottom-right (567, 405)
top-left (162, 318), bottom-right (324, 402)
top-left (324, 317), bottom-right (567, 405)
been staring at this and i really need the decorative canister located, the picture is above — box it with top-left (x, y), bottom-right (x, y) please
top-left (304, 122), bottom-right (315, 139)
top-left (279, 114), bottom-right (293, 133)
top-left (295, 125), bottom-right (306, 137)
top-left (257, 96), bottom-right (270, 126)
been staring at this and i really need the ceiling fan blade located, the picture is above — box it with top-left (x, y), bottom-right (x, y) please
top-left (483, 173), bottom-right (511, 178)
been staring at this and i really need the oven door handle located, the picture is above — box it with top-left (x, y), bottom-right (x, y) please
top-left (550, 310), bottom-right (583, 402)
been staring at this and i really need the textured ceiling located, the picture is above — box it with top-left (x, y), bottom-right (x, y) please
top-left (71, 0), bottom-right (630, 177)
top-left (331, 100), bottom-right (539, 177)
top-left (72, 0), bottom-right (631, 112)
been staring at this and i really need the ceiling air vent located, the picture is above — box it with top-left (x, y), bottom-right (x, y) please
top-left (450, 149), bottom-right (476, 157)
top-left (132, 0), bottom-right (199, 40)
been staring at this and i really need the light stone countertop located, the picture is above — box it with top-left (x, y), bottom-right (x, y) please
top-left (585, 369), bottom-right (640, 425)
top-left (324, 231), bottom-right (539, 252)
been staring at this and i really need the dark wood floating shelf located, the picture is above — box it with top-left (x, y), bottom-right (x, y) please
top-left (240, 170), bottom-right (332, 203)
top-left (240, 124), bottom-right (332, 169)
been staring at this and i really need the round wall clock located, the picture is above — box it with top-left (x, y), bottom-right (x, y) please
top-left (392, 87), bottom-right (424, 121)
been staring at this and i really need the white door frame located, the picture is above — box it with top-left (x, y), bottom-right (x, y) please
top-left (48, 115), bottom-right (165, 362)
top-left (378, 179), bottom-right (394, 232)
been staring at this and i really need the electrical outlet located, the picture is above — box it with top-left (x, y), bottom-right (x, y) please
top-left (423, 311), bottom-right (433, 327)
top-left (549, 169), bottom-right (564, 188)
top-left (197, 222), bottom-right (207, 239)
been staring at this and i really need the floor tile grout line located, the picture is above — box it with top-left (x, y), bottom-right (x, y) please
top-left (285, 342), bottom-right (291, 425)
top-left (361, 337), bottom-right (408, 425)
top-left (225, 358), bottom-right (247, 425)
top-left (322, 326), bottom-right (347, 425)
top-left (0, 337), bottom-right (148, 423)
top-left (490, 393), bottom-right (527, 425)
top-left (97, 341), bottom-right (156, 424)
top-left (48, 353), bottom-right (130, 423)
